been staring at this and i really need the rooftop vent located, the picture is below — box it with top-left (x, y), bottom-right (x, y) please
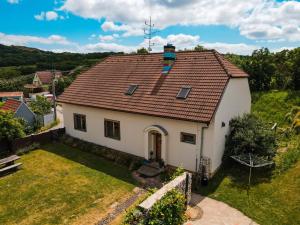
top-left (162, 43), bottom-right (176, 75)
top-left (125, 84), bottom-right (138, 95)
top-left (177, 86), bottom-right (191, 99)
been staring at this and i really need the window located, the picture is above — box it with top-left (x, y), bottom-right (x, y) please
top-left (74, 113), bottom-right (86, 132)
top-left (177, 86), bottom-right (191, 99)
top-left (125, 84), bottom-right (138, 95)
top-left (104, 119), bottom-right (120, 140)
top-left (181, 132), bottom-right (196, 144)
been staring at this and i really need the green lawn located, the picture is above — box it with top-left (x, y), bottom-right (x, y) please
top-left (0, 143), bottom-right (136, 225)
top-left (198, 91), bottom-right (300, 225)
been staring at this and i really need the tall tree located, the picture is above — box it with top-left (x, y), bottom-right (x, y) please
top-left (290, 48), bottom-right (300, 90)
top-left (244, 48), bottom-right (276, 91)
top-left (29, 95), bottom-right (51, 115)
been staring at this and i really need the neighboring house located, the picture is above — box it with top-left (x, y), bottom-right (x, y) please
top-left (0, 92), bottom-right (23, 102)
top-left (0, 99), bottom-right (36, 126)
top-left (32, 71), bottom-right (62, 87)
top-left (58, 45), bottom-right (251, 175)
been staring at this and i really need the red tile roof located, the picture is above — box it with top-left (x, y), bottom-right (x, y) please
top-left (0, 92), bottom-right (23, 97)
top-left (36, 71), bottom-right (62, 84)
top-left (0, 99), bottom-right (22, 113)
top-left (58, 50), bottom-right (248, 123)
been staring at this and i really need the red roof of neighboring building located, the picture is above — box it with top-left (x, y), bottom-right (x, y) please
top-left (0, 92), bottom-right (23, 97)
top-left (58, 50), bottom-right (248, 123)
top-left (36, 71), bottom-right (62, 84)
top-left (0, 99), bottom-right (22, 113)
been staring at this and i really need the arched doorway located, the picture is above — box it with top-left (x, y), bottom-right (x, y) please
top-left (144, 125), bottom-right (168, 163)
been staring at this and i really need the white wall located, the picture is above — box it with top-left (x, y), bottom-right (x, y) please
top-left (62, 103), bottom-right (205, 171)
top-left (203, 78), bottom-right (251, 172)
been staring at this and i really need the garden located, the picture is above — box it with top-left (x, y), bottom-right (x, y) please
top-left (198, 91), bottom-right (300, 225)
top-left (0, 143), bottom-right (137, 225)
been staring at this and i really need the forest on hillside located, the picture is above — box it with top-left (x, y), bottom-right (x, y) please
top-left (0, 44), bottom-right (115, 92)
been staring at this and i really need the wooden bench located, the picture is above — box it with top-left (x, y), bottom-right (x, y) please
top-left (0, 163), bottom-right (22, 174)
top-left (0, 155), bottom-right (20, 167)
top-left (0, 155), bottom-right (22, 176)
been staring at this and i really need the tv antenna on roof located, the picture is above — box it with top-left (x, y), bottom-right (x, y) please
top-left (144, 16), bottom-right (159, 52)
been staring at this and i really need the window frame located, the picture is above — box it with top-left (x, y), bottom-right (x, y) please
top-left (104, 119), bottom-right (121, 140)
top-left (180, 132), bottom-right (196, 144)
top-left (125, 84), bottom-right (138, 95)
top-left (176, 86), bottom-right (191, 99)
top-left (73, 113), bottom-right (87, 132)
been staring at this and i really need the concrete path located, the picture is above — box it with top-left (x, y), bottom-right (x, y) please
top-left (185, 193), bottom-right (259, 225)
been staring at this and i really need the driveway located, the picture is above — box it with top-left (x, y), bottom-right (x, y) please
top-left (51, 105), bottom-right (64, 130)
top-left (185, 193), bottom-right (259, 225)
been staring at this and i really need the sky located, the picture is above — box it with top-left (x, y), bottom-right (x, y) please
top-left (0, 0), bottom-right (300, 55)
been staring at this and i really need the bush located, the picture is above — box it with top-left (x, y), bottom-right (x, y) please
top-left (0, 110), bottom-right (25, 141)
top-left (224, 114), bottom-right (277, 160)
top-left (124, 189), bottom-right (186, 225)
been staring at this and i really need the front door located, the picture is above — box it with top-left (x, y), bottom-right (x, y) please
top-left (155, 133), bottom-right (162, 161)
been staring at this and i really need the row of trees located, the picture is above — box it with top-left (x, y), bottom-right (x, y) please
top-left (226, 47), bottom-right (300, 91)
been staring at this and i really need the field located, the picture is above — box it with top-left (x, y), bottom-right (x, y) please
top-left (0, 143), bottom-right (136, 225)
top-left (198, 91), bottom-right (300, 225)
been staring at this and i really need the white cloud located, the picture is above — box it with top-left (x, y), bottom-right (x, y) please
top-left (7, 0), bottom-right (19, 4)
top-left (99, 35), bottom-right (116, 42)
top-left (202, 42), bottom-right (258, 55)
top-left (60, 0), bottom-right (300, 41)
top-left (0, 33), bottom-right (73, 46)
top-left (34, 11), bottom-right (59, 21)
top-left (139, 33), bottom-right (200, 51)
top-left (101, 21), bottom-right (143, 37)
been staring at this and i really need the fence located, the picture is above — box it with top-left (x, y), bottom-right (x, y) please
top-left (0, 128), bottom-right (65, 153)
top-left (139, 172), bottom-right (192, 212)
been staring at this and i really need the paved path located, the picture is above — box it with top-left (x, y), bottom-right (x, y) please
top-left (51, 105), bottom-right (64, 130)
top-left (185, 193), bottom-right (259, 225)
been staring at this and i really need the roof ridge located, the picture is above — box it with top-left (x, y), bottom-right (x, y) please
top-left (108, 49), bottom-right (216, 58)
top-left (212, 50), bottom-right (231, 78)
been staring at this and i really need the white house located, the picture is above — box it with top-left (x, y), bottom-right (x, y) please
top-left (59, 45), bottom-right (251, 176)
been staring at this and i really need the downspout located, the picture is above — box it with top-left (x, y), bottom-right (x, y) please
top-left (198, 124), bottom-right (208, 173)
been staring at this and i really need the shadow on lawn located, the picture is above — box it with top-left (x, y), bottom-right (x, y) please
top-left (42, 142), bottom-right (137, 185)
top-left (197, 160), bottom-right (273, 196)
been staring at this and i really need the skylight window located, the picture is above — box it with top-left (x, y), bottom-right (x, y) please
top-left (177, 86), bottom-right (191, 99)
top-left (125, 84), bottom-right (138, 95)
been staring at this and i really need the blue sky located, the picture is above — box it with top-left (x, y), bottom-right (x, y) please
top-left (0, 0), bottom-right (300, 54)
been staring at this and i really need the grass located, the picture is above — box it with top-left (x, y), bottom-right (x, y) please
top-left (198, 90), bottom-right (300, 225)
top-left (0, 142), bottom-right (136, 225)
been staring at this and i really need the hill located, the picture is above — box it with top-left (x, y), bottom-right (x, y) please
top-left (0, 44), bottom-right (116, 92)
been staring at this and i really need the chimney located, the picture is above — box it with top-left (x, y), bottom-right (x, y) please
top-left (162, 43), bottom-right (176, 75)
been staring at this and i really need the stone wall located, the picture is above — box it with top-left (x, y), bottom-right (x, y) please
top-left (139, 172), bottom-right (192, 212)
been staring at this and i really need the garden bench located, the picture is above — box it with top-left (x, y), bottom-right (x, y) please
top-left (0, 155), bottom-right (22, 176)
top-left (0, 155), bottom-right (20, 167)
top-left (0, 163), bottom-right (22, 174)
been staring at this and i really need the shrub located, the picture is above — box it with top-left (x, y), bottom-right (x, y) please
top-left (224, 114), bottom-right (277, 160)
top-left (0, 110), bottom-right (25, 141)
top-left (124, 189), bottom-right (186, 225)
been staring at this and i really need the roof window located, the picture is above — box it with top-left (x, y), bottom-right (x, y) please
top-left (125, 84), bottom-right (138, 95)
top-left (177, 86), bottom-right (191, 99)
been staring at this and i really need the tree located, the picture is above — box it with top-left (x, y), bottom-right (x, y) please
top-left (245, 48), bottom-right (276, 91)
top-left (194, 45), bottom-right (206, 51)
top-left (29, 95), bottom-right (51, 115)
top-left (224, 114), bottom-right (277, 161)
top-left (0, 110), bottom-right (25, 141)
top-left (290, 48), bottom-right (300, 90)
top-left (137, 47), bottom-right (148, 54)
